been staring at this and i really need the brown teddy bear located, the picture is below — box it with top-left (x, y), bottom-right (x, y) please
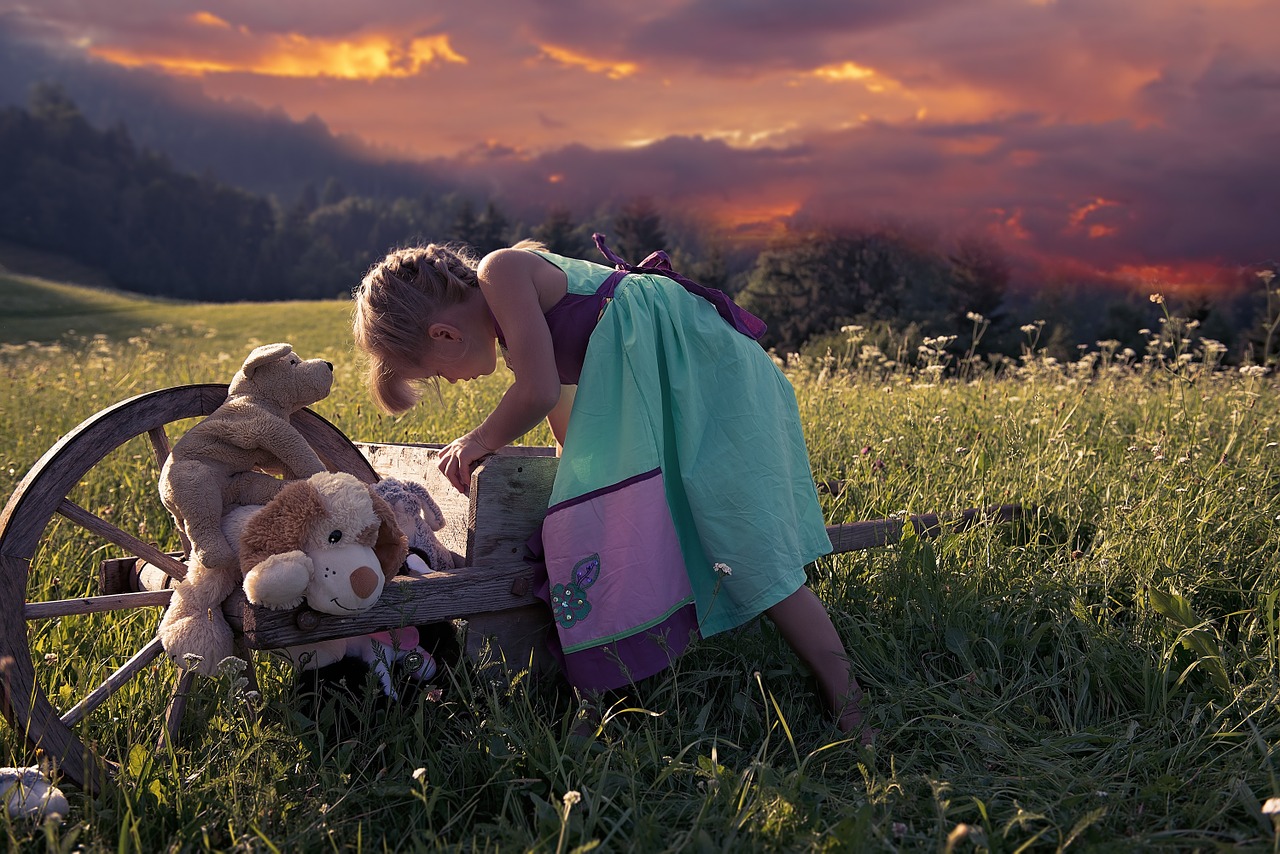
top-left (159, 343), bottom-right (335, 573)
top-left (157, 343), bottom-right (337, 674)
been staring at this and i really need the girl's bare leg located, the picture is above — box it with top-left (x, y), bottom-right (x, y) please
top-left (765, 585), bottom-right (875, 744)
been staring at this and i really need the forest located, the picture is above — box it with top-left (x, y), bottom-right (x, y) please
top-left (2, 85), bottom-right (1276, 364)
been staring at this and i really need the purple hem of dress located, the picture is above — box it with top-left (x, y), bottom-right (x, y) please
top-left (557, 602), bottom-right (701, 692)
top-left (547, 467), bottom-right (660, 514)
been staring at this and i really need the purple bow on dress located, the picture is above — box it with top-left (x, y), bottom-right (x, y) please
top-left (593, 233), bottom-right (767, 340)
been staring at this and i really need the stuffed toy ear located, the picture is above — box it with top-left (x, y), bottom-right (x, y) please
top-left (402, 478), bottom-right (447, 531)
top-left (368, 489), bottom-right (409, 579)
top-left (240, 342), bottom-right (294, 377)
top-left (239, 478), bottom-right (326, 577)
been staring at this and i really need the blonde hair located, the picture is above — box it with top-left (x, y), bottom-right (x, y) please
top-left (351, 243), bottom-right (481, 413)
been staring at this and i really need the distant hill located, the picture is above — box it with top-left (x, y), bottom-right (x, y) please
top-left (0, 26), bottom-right (449, 205)
top-left (0, 243), bottom-right (349, 352)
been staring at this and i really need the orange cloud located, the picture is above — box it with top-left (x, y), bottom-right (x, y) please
top-left (189, 12), bottom-right (230, 30)
top-left (89, 30), bottom-right (466, 80)
top-left (810, 60), bottom-right (903, 95)
top-left (536, 44), bottom-right (637, 79)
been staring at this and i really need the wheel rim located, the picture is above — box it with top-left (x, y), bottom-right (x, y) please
top-left (0, 384), bottom-right (375, 791)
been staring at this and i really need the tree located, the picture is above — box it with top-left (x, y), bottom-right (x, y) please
top-left (473, 200), bottom-right (510, 255)
top-left (449, 199), bottom-right (479, 247)
top-left (738, 228), bottom-right (960, 352)
top-left (611, 197), bottom-right (665, 262)
top-left (531, 206), bottom-right (588, 257)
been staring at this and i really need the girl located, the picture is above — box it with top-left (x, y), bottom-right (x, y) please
top-left (351, 235), bottom-right (871, 740)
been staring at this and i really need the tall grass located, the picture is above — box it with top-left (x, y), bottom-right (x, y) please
top-left (2, 272), bottom-right (1279, 851)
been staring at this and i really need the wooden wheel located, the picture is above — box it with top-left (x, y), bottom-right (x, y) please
top-left (0, 384), bottom-right (375, 792)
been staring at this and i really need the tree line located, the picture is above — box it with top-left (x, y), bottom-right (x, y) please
top-left (2, 86), bottom-right (1275, 363)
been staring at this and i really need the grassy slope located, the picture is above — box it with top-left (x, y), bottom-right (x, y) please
top-left (2, 259), bottom-right (1279, 851)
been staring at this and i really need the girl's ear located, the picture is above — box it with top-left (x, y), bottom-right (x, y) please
top-left (427, 321), bottom-right (463, 342)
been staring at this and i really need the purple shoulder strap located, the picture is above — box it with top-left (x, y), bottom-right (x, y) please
top-left (593, 233), bottom-right (767, 340)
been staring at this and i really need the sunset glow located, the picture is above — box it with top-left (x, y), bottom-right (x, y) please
top-left (536, 44), bottom-right (637, 79)
top-left (1, 0), bottom-right (1274, 287)
top-left (90, 30), bottom-right (465, 79)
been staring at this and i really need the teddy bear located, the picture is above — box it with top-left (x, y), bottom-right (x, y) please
top-left (159, 342), bottom-right (334, 574)
top-left (371, 476), bottom-right (459, 575)
top-left (157, 343), bottom-right (337, 674)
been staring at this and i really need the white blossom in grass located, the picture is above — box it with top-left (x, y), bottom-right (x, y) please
top-left (713, 562), bottom-right (733, 576)
top-left (412, 767), bottom-right (427, 782)
top-left (1262, 796), bottom-right (1280, 815)
top-left (1149, 293), bottom-right (1165, 304)
top-left (562, 790), bottom-right (582, 807)
top-left (1240, 365), bottom-right (1268, 377)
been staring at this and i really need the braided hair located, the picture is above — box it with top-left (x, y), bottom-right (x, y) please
top-left (352, 243), bottom-right (482, 413)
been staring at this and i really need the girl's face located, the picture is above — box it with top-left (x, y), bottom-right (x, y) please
top-left (410, 301), bottom-right (498, 384)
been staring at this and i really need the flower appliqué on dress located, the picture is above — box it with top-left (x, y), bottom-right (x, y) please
top-left (551, 553), bottom-right (600, 629)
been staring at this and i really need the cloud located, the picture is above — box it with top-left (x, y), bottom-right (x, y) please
top-left (0, 0), bottom-right (1276, 281)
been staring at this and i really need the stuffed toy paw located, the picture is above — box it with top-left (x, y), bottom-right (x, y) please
top-left (242, 549), bottom-right (312, 610)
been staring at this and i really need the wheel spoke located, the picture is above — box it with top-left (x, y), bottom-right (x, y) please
top-left (146, 426), bottom-right (172, 469)
top-left (56, 499), bottom-right (187, 582)
top-left (59, 636), bottom-right (165, 727)
top-left (25, 589), bottom-right (172, 620)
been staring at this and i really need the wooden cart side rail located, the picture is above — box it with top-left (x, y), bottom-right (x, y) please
top-left (227, 504), bottom-right (1029, 650)
top-left (227, 563), bottom-right (542, 648)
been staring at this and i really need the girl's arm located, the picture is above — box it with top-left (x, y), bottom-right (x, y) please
top-left (439, 249), bottom-right (563, 492)
top-left (547, 385), bottom-right (576, 454)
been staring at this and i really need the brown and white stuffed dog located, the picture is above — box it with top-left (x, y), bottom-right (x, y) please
top-left (158, 471), bottom-right (407, 676)
top-left (239, 471), bottom-right (407, 614)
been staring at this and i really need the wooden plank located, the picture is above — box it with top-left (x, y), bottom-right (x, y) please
top-left (228, 563), bottom-right (541, 649)
top-left (466, 455), bottom-right (557, 564)
top-left (24, 590), bottom-right (172, 620)
top-left (59, 637), bottom-right (166, 727)
top-left (825, 504), bottom-right (1025, 553)
top-left (58, 499), bottom-right (188, 582)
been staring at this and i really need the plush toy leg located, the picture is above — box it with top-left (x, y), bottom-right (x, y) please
top-left (157, 559), bottom-right (238, 676)
top-left (242, 550), bottom-right (312, 610)
top-left (225, 471), bottom-right (288, 506)
top-left (161, 461), bottom-right (238, 571)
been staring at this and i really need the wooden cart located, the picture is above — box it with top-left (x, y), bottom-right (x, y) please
top-left (0, 384), bottom-right (1020, 792)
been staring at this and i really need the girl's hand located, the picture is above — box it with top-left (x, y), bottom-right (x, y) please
top-left (438, 430), bottom-right (497, 494)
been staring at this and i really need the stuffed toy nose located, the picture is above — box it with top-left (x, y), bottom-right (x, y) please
top-left (349, 565), bottom-right (380, 599)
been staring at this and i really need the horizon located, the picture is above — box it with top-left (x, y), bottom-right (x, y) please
top-left (1, 0), bottom-right (1277, 293)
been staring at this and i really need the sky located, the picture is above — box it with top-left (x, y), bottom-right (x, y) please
top-left (2, 0), bottom-right (1278, 290)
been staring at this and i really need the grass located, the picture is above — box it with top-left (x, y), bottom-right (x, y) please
top-left (2, 267), bottom-right (1280, 851)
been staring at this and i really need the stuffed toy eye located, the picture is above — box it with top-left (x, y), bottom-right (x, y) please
top-left (328, 529), bottom-right (342, 544)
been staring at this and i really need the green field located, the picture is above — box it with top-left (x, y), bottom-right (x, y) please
top-left (2, 265), bottom-right (1279, 851)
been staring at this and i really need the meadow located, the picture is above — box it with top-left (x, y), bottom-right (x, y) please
top-left (2, 266), bottom-right (1279, 852)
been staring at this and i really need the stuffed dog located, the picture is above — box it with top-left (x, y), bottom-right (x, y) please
top-left (159, 470), bottom-right (406, 677)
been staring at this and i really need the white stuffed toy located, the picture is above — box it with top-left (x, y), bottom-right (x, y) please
top-left (2, 766), bottom-right (68, 822)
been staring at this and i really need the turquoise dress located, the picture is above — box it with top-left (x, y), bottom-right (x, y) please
top-left (508, 237), bottom-right (832, 691)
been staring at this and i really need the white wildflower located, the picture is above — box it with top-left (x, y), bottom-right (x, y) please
top-left (412, 767), bottom-right (427, 781)
top-left (713, 562), bottom-right (733, 576)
